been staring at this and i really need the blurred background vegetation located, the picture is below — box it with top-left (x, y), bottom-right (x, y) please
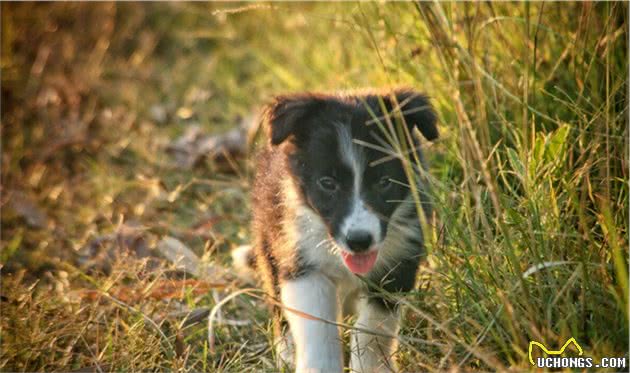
top-left (1, 2), bottom-right (627, 371)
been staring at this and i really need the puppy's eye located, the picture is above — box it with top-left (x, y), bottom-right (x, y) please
top-left (377, 176), bottom-right (393, 191)
top-left (317, 176), bottom-right (339, 192)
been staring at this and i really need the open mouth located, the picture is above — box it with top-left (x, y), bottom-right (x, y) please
top-left (340, 250), bottom-right (378, 274)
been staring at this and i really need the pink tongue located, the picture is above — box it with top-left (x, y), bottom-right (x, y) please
top-left (341, 251), bottom-right (378, 274)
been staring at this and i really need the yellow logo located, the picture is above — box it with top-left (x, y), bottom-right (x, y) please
top-left (528, 337), bottom-right (584, 365)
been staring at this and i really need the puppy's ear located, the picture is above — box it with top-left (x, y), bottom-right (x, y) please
top-left (387, 89), bottom-right (438, 141)
top-left (263, 94), bottom-right (325, 145)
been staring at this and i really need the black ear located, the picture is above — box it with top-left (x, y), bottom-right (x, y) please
top-left (263, 94), bottom-right (326, 145)
top-left (387, 89), bottom-right (438, 141)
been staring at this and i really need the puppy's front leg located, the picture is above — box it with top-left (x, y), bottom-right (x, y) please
top-left (281, 273), bottom-right (342, 373)
top-left (350, 300), bottom-right (399, 373)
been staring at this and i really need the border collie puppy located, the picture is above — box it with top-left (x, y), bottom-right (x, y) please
top-left (234, 89), bottom-right (438, 372)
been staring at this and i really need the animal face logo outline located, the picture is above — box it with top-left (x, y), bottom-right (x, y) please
top-left (528, 337), bottom-right (584, 365)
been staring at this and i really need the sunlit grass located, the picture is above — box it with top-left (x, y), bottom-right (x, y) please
top-left (1, 2), bottom-right (627, 371)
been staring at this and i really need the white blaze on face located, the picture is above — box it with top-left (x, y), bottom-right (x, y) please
top-left (340, 197), bottom-right (382, 245)
top-left (335, 124), bottom-right (382, 247)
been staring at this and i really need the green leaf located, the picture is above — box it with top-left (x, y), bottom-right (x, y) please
top-left (545, 124), bottom-right (570, 162)
top-left (1, 229), bottom-right (23, 263)
top-left (507, 148), bottom-right (524, 179)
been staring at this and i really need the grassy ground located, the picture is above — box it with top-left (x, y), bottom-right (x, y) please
top-left (1, 2), bottom-right (628, 372)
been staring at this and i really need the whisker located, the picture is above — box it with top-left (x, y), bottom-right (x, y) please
top-left (314, 239), bottom-right (327, 248)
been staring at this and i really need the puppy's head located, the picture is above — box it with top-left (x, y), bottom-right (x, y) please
top-left (264, 89), bottom-right (438, 274)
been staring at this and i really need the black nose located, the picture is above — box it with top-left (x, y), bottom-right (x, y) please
top-left (346, 230), bottom-right (374, 252)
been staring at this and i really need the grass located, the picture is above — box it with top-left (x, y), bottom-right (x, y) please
top-left (1, 2), bottom-right (628, 371)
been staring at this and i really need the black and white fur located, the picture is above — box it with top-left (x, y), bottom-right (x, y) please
top-left (234, 89), bottom-right (438, 373)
